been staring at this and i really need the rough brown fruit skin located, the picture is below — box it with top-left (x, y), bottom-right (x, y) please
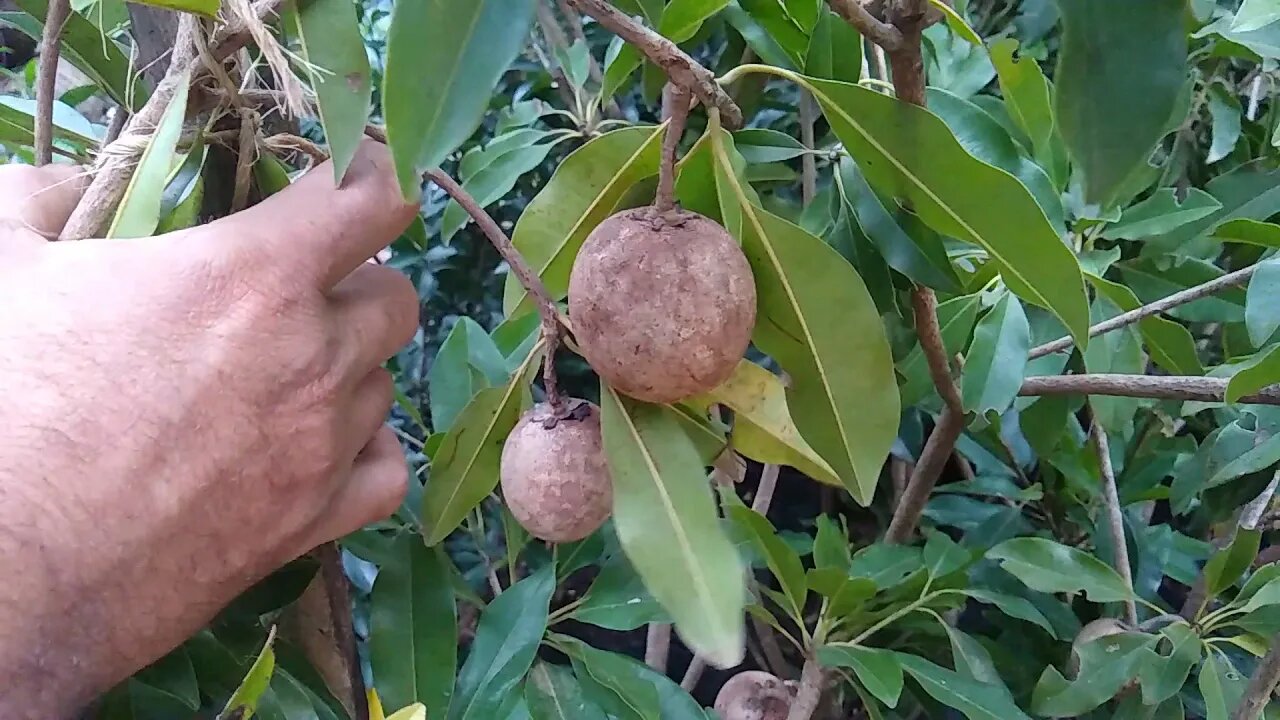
top-left (714, 671), bottom-right (792, 720)
top-left (568, 208), bottom-right (756, 404)
top-left (500, 399), bottom-right (612, 543)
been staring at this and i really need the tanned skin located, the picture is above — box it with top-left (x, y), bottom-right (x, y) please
top-left (0, 140), bottom-right (419, 718)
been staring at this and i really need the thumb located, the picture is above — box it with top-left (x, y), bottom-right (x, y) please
top-left (0, 163), bottom-right (90, 245)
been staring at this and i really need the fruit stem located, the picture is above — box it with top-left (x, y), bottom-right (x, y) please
top-left (421, 165), bottom-right (567, 417)
top-left (654, 83), bottom-right (692, 216)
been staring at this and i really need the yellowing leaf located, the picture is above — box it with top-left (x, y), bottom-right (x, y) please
top-left (711, 126), bottom-right (900, 505)
top-left (687, 360), bottom-right (840, 487)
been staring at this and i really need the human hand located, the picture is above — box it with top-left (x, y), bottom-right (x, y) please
top-left (0, 141), bottom-right (420, 717)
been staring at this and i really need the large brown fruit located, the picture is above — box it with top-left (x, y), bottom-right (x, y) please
top-left (568, 208), bottom-right (756, 404)
top-left (713, 671), bottom-right (793, 720)
top-left (500, 399), bottom-right (612, 543)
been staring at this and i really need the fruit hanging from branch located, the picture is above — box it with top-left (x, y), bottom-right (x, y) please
top-left (500, 399), bottom-right (612, 543)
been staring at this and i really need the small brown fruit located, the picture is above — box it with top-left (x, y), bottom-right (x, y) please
top-left (713, 671), bottom-right (793, 720)
top-left (568, 208), bottom-right (756, 404)
top-left (500, 399), bottom-right (612, 543)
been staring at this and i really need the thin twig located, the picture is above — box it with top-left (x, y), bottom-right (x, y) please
top-left (1018, 374), bottom-right (1280, 405)
top-left (825, 0), bottom-right (903, 50)
top-left (567, 0), bottom-right (744, 129)
top-left (34, 0), bottom-right (71, 166)
top-left (680, 656), bottom-right (707, 691)
top-left (1089, 414), bottom-right (1137, 626)
top-left (1233, 635), bottom-right (1280, 720)
top-left (785, 657), bottom-right (825, 720)
top-left (421, 166), bottom-right (566, 413)
top-left (1030, 265), bottom-right (1259, 359)
top-left (103, 106), bottom-right (128, 147)
top-left (230, 108), bottom-right (256, 213)
top-left (645, 623), bottom-right (671, 673)
top-left (753, 463), bottom-right (781, 515)
top-left (655, 83), bottom-right (691, 214)
top-left (799, 91), bottom-right (817, 206)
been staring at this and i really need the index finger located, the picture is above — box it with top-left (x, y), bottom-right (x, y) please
top-left (210, 139), bottom-right (419, 290)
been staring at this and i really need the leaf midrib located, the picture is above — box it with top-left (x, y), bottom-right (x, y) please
top-left (710, 132), bottom-right (859, 489)
top-left (608, 387), bottom-right (729, 651)
top-left (797, 71), bottom-right (1077, 337)
top-left (426, 341), bottom-right (543, 542)
top-left (512, 125), bottom-right (666, 311)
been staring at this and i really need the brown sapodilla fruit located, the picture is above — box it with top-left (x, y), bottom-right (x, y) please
top-left (713, 671), bottom-right (793, 720)
top-left (568, 208), bottom-right (756, 404)
top-left (500, 399), bottom-right (612, 543)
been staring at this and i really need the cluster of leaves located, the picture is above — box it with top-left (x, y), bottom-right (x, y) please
top-left (13, 0), bottom-right (1280, 716)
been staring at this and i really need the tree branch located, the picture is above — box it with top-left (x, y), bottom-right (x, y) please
top-left (644, 623), bottom-right (671, 673)
top-left (785, 657), bottom-right (824, 720)
top-left (825, 0), bottom-right (903, 50)
top-left (1030, 265), bottom-right (1258, 360)
top-left (34, 0), bottom-right (71, 166)
top-left (655, 83), bottom-right (691, 214)
top-left (799, 91), bottom-right (817, 206)
top-left (1019, 374), bottom-right (1280, 405)
top-left (422, 167), bottom-right (567, 413)
top-left (1233, 635), bottom-right (1280, 720)
top-left (567, 0), bottom-right (744, 129)
top-left (1089, 414), bottom-right (1136, 626)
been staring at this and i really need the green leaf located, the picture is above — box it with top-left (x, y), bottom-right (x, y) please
top-left (658, 0), bottom-right (729, 42)
top-left (988, 537), bottom-right (1133, 603)
top-left (850, 543), bottom-right (924, 590)
top-left (989, 38), bottom-right (1067, 188)
top-left (525, 663), bottom-right (607, 720)
top-left (602, 43), bottom-right (642, 100)
top-left (1207, 84), bottom-right (1243, 165)
top-left (1146, 166), bottom-right (1280, 256)
top-left (129, 0), bottom-right (218, 17)
top-left (370, 535), bottom-right (456, 718)
top-left (922, 528), bottom-right (971, 579)
top-left (1101, 188), bottom-right (1223, 241)
top-left (725, 501), bottom-right (807, 620)
top-left (687, 360), bottom-right (840, 487)
top-left (444, 139), bottom-right (562, 243)
top-left (1226, 346), bottom-right (1280, 403)
top-left (600, 386), bottom-right (746, 668)
top-left (383, 0), bottom-right (537, 195)
top-left (558, 637), bottom-right (661, 720)
top-left (1082, 294), bottom-right (1146, 430)
top-left (807, 568), bottom-right (875, 618)
top-left (961, 293), bottom-right (1031, 416)
top-left (428, 317), bottom-right (511, 433)
top-left (288, 0), bottom-right (371, 183)
top-left (1053, 0), bottom-right (1187, 208)
top-left (931, 0), bottom-right (981, 45)
top-left (813, 515), bottom-right (850, 570)
top-left (723, 4), bottom-right (797, 69)
top-left (2, 3), bottom-right (141, 108)
top-left (1199, 652), bottom-right (1228, 720)
top-left (1088, 272), bottom-right (1202, 376)
top-left (797, 72), bottom-right (1089, 343)
top-left (897, 653), bottom-right (1033, 720)
top-left (449, 565), bottom-right (555, 720)
top-left (504, 125), bottom-right (665, 318)
top-left (107, 71), bottom-right (190, 239)
top-left (817, 645), bottom-right (903, 708)
top-left (572, 553), bottom-right (668, 631)
top-left (733, 128), bottom-right (808, 164)
top-left (925, 87), bottom-right (1065, 232)
top-left (712, 128), bottom-right (900, 505)
top-left (836, 156), bottom-right (960, 292)
top-left (739, 0), bottom-right (807, 66)
top-left (804, 9), bottom-right (862, 84)
top-left (1138, 623), bottom-right (1201, 706)
top-left (900, 293), bottom-right (982, 407)
top-left (421, 343), bottom-right (542, 545)
top-left (219, 628), bottom-right (277, 720)
top-left (962, 589), bottom-right (1057, 638)
top-left (1233, 0), bottom-right (1280, 33)
top-left (1205, 528), bottom-right (1263, 598)
top-left (1032, 632), bottom-right (1155, 716)
top-left (1247, 257), bottom-right (1280, 346)
top-left (0, 97), bottom-right (96, 156)
top-left (1217, 219), bottom-right (1280, 249)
